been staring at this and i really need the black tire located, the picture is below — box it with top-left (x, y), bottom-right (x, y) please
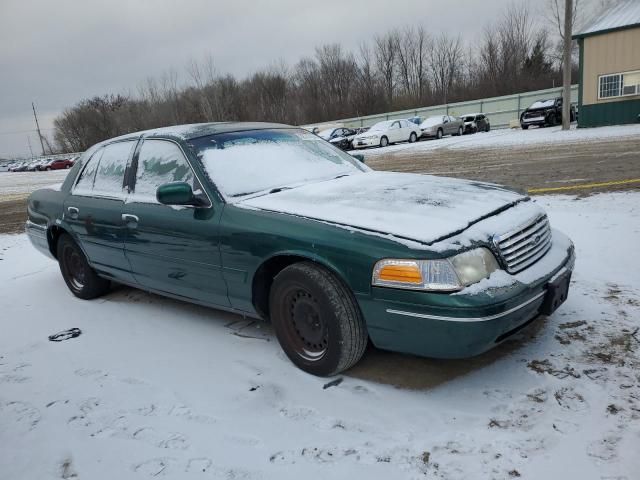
top-left (46, 167), bottom-right (51, 171)
top-left (57, 233), bottom-right (110, 299)
top-left (456, 126), bottom-right (463, 136)
top-left (436, 128), bottom-right (443, 139)
top-left (379, 136), bottom-right (389, 148)
top-left (409, 132), bottom-right (417, 143)
top-left (269, 262), bottom-right (368, 376)
top-left (486, 124), bottom-right (491, 132)
top-left (521, 124), bottom-right (529, 130)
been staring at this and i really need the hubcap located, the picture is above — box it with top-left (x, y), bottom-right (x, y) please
top-left (64, 246), bottom-right (85, 291)
top-left (284, 289), bottom-right (328, 361)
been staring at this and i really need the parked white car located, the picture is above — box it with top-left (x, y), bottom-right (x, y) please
top-left (353, 119), bottom-right (421, 148)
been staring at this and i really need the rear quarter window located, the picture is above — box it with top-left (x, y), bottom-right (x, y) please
top-left (74, 149), bottom-right (103, 196)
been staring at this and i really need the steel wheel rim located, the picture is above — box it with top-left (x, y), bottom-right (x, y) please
top-left (283, 288), bottom-right (328, 362)
top-left (64, 246), bottom-right (85, 291)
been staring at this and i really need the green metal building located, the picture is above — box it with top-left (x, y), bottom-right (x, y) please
top-left (573, 0), bottom-right (640, 127)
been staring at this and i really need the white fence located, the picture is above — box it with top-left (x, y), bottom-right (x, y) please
top-left (304, 85), bottom-right (579, 131)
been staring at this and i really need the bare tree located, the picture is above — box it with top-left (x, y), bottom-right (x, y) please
top-left (374, 31), bottom-right (398, 105)
top-left (430, 33), bottom-right (464, 104)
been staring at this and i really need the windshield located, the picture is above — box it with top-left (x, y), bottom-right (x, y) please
top-left (530, 99), bottom-right (555, 109)
top-left (420, 117), bottom-right (442, 128)
top-left (369, 121), bottom-right (394, 132)
top-left (462, 116), bottom-right (474, 122)
top-left (190, 128), bottom-right (369, 199)
top-left (317, 128), bottom-right (334, 139)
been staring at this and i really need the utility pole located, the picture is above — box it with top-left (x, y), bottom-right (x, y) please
top-left (562, 0), bottom-right (573, 131)
top-left (32, 102), bottom-right (46, 155)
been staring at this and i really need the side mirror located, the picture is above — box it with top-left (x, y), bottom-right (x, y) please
top-left (352, 153), bottom-right (365, 163)
top-left (156, 182), bottom-right (202, 206)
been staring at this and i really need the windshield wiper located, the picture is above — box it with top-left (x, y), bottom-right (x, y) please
top-left (268, 186), bottom-right (293, 194)
top-left (333, 174), bottom-right (351, 180)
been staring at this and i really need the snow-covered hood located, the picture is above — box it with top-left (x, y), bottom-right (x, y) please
top-left (238, 171), bottom-right (529, 245)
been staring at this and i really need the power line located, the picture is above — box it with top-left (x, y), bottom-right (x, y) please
top-left (0, 127), bottom-right (55, 136)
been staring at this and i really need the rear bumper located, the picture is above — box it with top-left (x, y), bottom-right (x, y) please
top-left (26, 220), bottom-right (55, 260)
top-left (358, 231), bottom-right (575, 359)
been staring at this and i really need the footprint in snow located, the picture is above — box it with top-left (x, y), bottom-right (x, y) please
top-left (0, 400), bottom-right (41, 432)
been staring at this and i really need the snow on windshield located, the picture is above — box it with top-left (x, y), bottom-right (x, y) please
top-left (196, 129), bottom-right (368, 199)
top-left (529, 99), bottom-right (555, 109)
top-left (420, 117), bottom-right (443, 128)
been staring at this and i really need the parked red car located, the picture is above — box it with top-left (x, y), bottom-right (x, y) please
top-left (42, 158), bottom-right (74, 170)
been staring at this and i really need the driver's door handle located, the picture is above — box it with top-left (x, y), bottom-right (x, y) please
top-left (67, 206), bottom-right (79, 220)
top-left (122, 213), bottom-right (139, 228)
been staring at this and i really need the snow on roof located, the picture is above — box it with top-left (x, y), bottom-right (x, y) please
top-left (103, 122), bottom-right (294, 144)
top-left (574, 0), bottom-right (640, 38)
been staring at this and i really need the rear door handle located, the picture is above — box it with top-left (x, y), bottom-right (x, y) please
top-left (67, 206), bottom-right (79, 220)
top-left (121, 213), bottom-right (139, 228)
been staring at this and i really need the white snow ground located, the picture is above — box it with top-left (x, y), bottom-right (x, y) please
top-left (1, 192), bottom-right (639, 480)
top-left (355, 123), bottom-right (640, 159)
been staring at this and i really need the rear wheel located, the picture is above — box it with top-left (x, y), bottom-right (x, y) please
top-left (409, 132), bottom-right (417, 143)
top-left (57, 234), bottom-right (110, 299)
top-left (486, 124), bottom-right (491, 132)
top-left (380, 136), bottom-right (389, 148)
top-left (269, 262), bottom-right (368, 376)
top-left (456, 126), bottom-right (463, 136)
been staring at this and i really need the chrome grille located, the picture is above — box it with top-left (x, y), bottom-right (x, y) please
top-left (495, 215), bottom-right (552, 273)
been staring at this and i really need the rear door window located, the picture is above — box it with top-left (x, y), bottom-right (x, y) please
top-left (92, 142), bottom-right (135, 197)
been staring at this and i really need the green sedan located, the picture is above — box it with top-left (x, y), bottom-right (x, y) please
top-left (26, 122), bottom-right (575, 376)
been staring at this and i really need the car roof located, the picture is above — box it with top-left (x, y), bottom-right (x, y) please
top-left (102, 122), bottom-right (295, 145)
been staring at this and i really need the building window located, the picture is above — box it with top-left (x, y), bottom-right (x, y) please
top-left (598, 70), bottom-right (640, 99)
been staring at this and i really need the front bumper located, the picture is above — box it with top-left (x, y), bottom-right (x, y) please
top-left (521, 116), bottom-right (546, 126)
top-left (358, 230), bottom-right (575, 359)
top-left (353, 137), bottom-right (380, 148)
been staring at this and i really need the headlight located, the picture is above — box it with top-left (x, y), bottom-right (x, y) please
top-left (372, 248), bottom-right (499, 292)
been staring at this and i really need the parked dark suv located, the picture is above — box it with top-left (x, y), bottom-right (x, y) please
top-left (461, 113), bottom-right (490, 134)
top-left (520, 97), bottom-right (576, 129)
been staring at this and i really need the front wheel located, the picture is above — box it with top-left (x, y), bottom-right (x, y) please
top-left (486, 124), bottom-right (491, 132)
top-left (456, 126), bottom-right (463, 136)
top-left (436, 129), bottom-right (443, 139)
top-left (57, 234), bottom-right (110, 299)
top-left (380, 136), bottom-right (389, 148)
top-left (409, 132), bottom-right (417, 143)
top-left (521, 124), bottom-right (529, 130)
top-left (269, 262), bottom-right (368, 376)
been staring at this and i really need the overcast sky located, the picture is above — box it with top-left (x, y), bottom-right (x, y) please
top-left (0, 0), bottom-right (545, 158)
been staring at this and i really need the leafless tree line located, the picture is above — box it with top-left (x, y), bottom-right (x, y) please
top-left (54, 3), bottom-right (574, 152)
